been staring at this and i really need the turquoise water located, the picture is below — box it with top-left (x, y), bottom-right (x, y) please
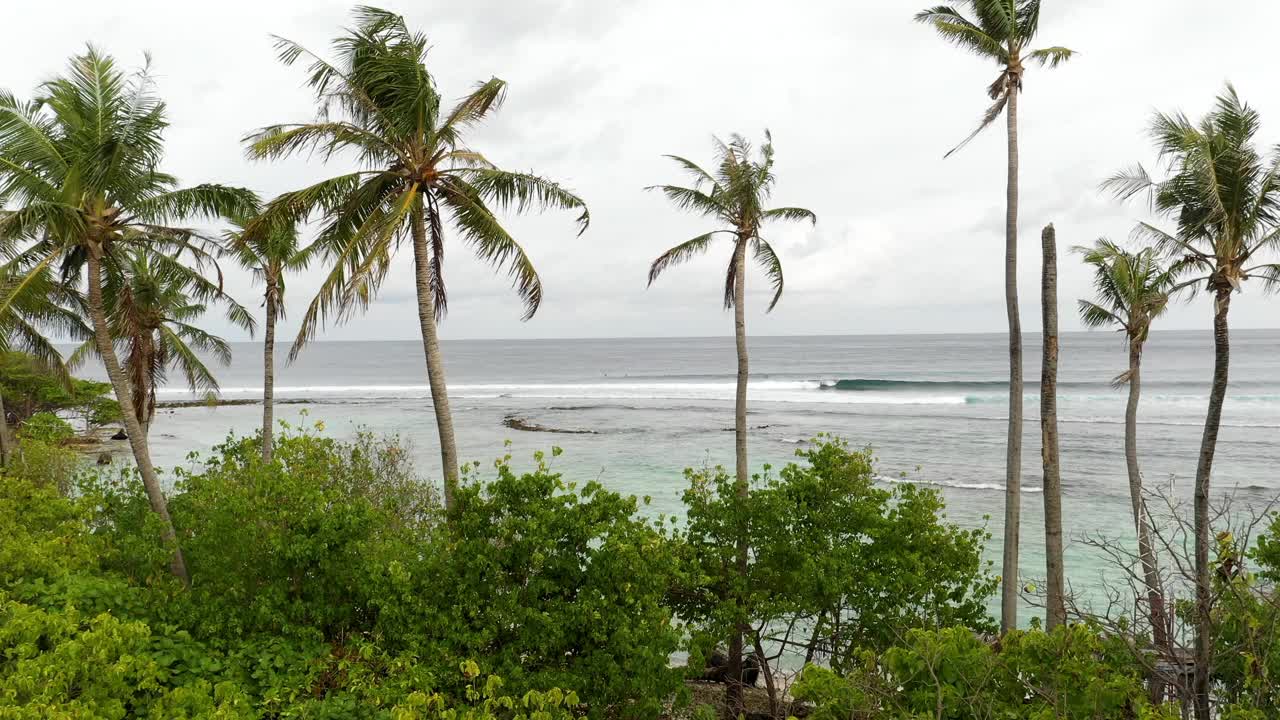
top-left (88, 330), bottom-right (1280, 625)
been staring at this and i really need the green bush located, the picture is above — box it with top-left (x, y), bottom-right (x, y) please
top-left (157, 423), bottom-right (438, 640)
top-left (380, 447), bottom-right (684, 719)
top-left (17, 411), bottom-right (74, 443)
top-left (794, 624), bottom-right (1180, 720)
top-left (3, 436), bottom-right (83, 494)
top-left (673, 436), bottom-right (997, 675)
top-left (0, 351), bottom-right (119, 428)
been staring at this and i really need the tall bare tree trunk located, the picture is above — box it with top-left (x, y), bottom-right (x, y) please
top-left (410, 206), bottom-right (460, 513)
top-left (1039, 224), bottom-right (1065, 629)
top-left (1126, 335), bottom-right (1169, 699)
top-left (1192, 285), bottom-right (1230, 720)
top-left (1000, 80), bottom-right (1024, 635)
top-left (0, 391), bottom-right (13, 468)
top-left (86, 251), bottom-right (188, 584)
top-left (726, 239), bottom-right (750, 719)
top-left (262, 281), bottom-right (277, 463)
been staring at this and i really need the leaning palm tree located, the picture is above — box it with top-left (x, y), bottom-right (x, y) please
top-left (0, 253), bottom-right (89, 466)
top-left (1105, 86), bottom-right (1280, 720)
top-left (1077, 238), bottom-right (1178, 659)
top-left (916, 0), bottom-right (1074, 633)
top-left (647, 131), bottom-right (815, 717)
top-left (226, 213), bottom-right (307, 462)
top-left (69, 248), bottom-right (255, 436)
top-left (0, 50), bottom-right (258, 583)
top-left (245, 6), bottom-right (588, 510)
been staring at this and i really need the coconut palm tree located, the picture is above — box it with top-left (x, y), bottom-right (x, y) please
top-left (68, 248), bottom-right (254, 436)
top-left (1077, 238), bottom-right (1178, 659)
top-left (1105, 86), bottom-right (1280, 720)
top-left (244, 6), bottom-right (588, 511)
top-left (915, 0), bottom-right (1074, 633)
top-left (0, 252), bottom-right (89, 466)
top-left (647, 131), bottom-right (815, 717)
top-left (0, 49), bottom-right (258, 583)
top-left (227, 213), bottom-right (307, 462)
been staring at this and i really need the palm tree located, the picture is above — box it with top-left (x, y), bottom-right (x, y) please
top-left (1105, 86), bottom-right (1280, 720)
top-left (227, 213), bottom-right (307, 462)
top-left (245, 6), bottom-right (588, 511)
top-left (1077, 238), bottom-right (1177, 659)
top-left (0, 50), bottom-right (258, 583)
top-left (0, 253), bottom-right (89, 466)
top-left (68, 248), bottom-right (255, 436)
top-left (915, 0), bottom-right (1074, 633)
top-left (647, 131), bottom-right (815, 717)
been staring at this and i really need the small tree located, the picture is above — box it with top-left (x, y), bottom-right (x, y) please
top-left (226, 213), bottom-right (308, 463)
top-left (1076, 237), bottom-right (1179, 655)
top-left (648, 132), bottom-right (814, 716)
top-left (69, 248), bottom-right (254, 436)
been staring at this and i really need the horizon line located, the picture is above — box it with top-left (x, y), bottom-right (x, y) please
top-left (139, 326), bottom-right (1280, 344)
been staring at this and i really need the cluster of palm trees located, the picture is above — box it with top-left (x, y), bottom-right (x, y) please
top-left (0, 8), bottom-right (591, 581)
top-left (921, 3), bottom-right (1280, 718)
top-left (0, 2), bottom-right (1277, 717)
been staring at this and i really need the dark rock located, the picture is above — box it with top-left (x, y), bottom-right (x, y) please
top-left (110, 429), bottom-right (127, 441)
top-left (698, 647), bottom-right (760, 688)
top-left (501, 415), bottom-right (597, 435)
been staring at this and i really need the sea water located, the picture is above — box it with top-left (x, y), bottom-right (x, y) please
top-left (96, 330), bottom-right (1280, 620)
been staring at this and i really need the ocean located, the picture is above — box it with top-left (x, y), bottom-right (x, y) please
top-left (96, 330), bottom-right (1280, 618)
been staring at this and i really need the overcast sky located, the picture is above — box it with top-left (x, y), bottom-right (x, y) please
top-left (5, 0), bottom-right (1280, 341)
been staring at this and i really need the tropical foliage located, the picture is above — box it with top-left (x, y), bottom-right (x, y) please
top-left (225, 213), bottom-right (307, 462)
top-left (245, 6), bottom-right (589, 509)
top-left (68, 248), bottom-right (253, 433)
top-left (0, 47), bottom-right (258, 582)
top-left (1107, 86), bottom-right (1280, 719)
top-left (0, 3), bottom-right (1278, 719)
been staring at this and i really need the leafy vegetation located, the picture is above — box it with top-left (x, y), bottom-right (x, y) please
top-left (0, 3), bottom-right (1277, 719)
top-left (0, 350), bottom-right (119, 430)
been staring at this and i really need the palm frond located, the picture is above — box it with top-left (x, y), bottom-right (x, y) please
top-left (762, 207), bottom-right (817, 225)
top-left (752, 237), bottom-right (785, 311)
top-left (438, 177), bottom-right (543, 319)
top-left (1026, 46), bottom-right (1075, 68)
top-left (944, 92), bottom-right (1008, 158)
top-left (455, 168), bottom-right (590, 235)
top-left (647, 232), bottom-right (721, 287)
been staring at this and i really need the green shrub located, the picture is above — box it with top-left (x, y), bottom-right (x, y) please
top-left (3, 436), bottom-right (83, 494)
top-left (159, 423), bottom-right (439, 640)
top-left (673, 436), bottom-right (997, 676)
top-left (0, 473), bottom-right (98, 589)
top-left (17, 411), bottom-right (75, 443)
top-left (380, 447), bottom-right (684, 719)
top-left (794, 624), bottom-right (1180, 720)
top-left (0, 351), bottom-right (119, 429)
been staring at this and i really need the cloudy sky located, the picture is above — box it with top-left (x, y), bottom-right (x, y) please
top-left (4, 0), bottom-right (1279, 341)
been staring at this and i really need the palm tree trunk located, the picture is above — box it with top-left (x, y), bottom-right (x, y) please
top-left (725, 239), bottom-right (750, 720)
top-left (1000, 81), bottom-right (1024, 635)
top-left (1126, 336), bottom-right (1169, 699)
top-left (1039, 224), bottom-right (1065, 629)
top-left (0, 390), bottom-right (13, 468)
top-left (138, 372), bottom-right (152, 437)
top-left (262, 283), bottom-right (277, 463)
top-left (410, 205), bottom-right (460, 513)
top-left (1192, 285), bottom-right (1230, 720)
top-left (86, 251), bottom-right (188, 584)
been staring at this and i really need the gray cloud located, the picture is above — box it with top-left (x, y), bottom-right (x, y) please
top-left (4, 0), bottom-right (1280, 343)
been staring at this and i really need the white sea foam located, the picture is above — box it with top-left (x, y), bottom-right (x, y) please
top-left (876, 474), bottom-right (1044, 494)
